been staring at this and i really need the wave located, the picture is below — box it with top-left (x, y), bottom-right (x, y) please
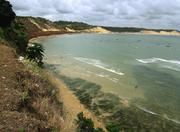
top-left (109, 78), bottom-right (119, 83)
top-left (95, 73), bottom-right (109, 78)
top-left (136, 58), bottom-right (180, 65)
top-left (164, 116), bottom-right (180, 124)
top-left (161, 65), bottom-right (180, 72)
top-left (137, 105), bottom-right (180, 124)
top-left (137, 105), bottom-right (158, 115)
top-left (74, 57), bottom-right (124, 76)
top-left (136, 58), bottom-right (180, 71)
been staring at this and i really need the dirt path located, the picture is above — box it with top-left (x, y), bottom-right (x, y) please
top-left (0, 44), bottom-right (22, 112)
top-left (46, 71), bottom-right (106, 132)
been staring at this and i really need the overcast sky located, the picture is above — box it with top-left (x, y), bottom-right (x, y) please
top-left (10, 0), bottom-right (180, 29)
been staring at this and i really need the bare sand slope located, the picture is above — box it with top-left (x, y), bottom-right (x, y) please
top-left (141, 30), bottom-right (180, 36)
top-left (84, 27), bottom-right (111, 33)
top-left (46, 71), bottom-right (106, 132)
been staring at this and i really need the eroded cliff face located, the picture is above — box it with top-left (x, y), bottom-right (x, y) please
top-left (141, 30), bottom-right (180, 36)
top-left (16, 17), bottom-right (67, 39)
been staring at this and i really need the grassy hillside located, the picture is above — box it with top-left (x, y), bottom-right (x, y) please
top-left (55, 20), bottom-right (94, 30)
top-left (0, 2), bottom-right (65, 130)
top-left (103, 26), bottom-right (180, 33)
top-left (55, 20), bottom-right (180, 33)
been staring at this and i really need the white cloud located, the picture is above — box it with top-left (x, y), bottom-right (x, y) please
top-left (10, 0), bottom-right (180, 29)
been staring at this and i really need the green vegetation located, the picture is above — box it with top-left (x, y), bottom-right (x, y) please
top-left (10, 22), bottom-right (28, 54)
top-left (103, 26), bottom-right (144, 33)
top-left (102, 26), bottom-right (179, 33)
top-left (53, 73), bottom-right (180, 132)
top-left (76, 112), bottom-right (104, 132)
top-left (0, 0), bottom-right (28, 54)
top-left (106, 123), bottom-right (120, 132)
top-left (20, 91), bottom-right (30, 106)
top-left (0, 0), bottom-right (15, 27)
top-left (0, 27), bottom-right (4, 39)
top-left (55, 21), bottom-right (93, 30)
top-left (55, 20), bottom-right (179, 33)
top-left (26, 43), bottom-right (44, 67)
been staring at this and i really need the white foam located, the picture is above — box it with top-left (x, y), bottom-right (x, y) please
top-left (164, 116), bottom-right (180, 124)
top-left (95, 74), bottom-right (109, 78)
top-left (109, 78), bottom-right (119, 83)
top-left (137, 106), bottom-right (158, 115)
top-left (86, 70), bottom-right (92, 74)
top-left (136, 58), bottom-right (180, 71)
top-left (137, 105), bottom-right (180, 124)
top-left (161, 65), bottom-right (180, 72)
top-left (136, 58), bottom-right (180, 65)
top-left (74, 57), bottom-right (125, 76)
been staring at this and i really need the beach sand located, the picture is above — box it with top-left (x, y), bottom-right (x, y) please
top-left (45, 71), bottom-right (106, 132)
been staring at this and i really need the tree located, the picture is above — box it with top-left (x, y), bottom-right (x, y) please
top-left (26, 43), bottom-right (44, 67)
top-left (0, 0), bottom-right (16, 27)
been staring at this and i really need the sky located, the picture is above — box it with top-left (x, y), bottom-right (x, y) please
top-left (10, 0), bottom-right (180, 29)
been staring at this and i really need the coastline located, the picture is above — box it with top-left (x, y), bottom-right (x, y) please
top-left (110, 31), bottom-right (180, 36)
top-left (29, 29), bottom-right (180, 44)
top-left (30, 32), bottom-right (180, 131)
top-left (29, 32), bottom-right (107, 131)
top-left (44, 70), bottom-right (106, 131)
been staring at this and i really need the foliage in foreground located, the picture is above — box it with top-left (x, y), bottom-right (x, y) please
top-left (0, 0), bottom-right (15, 27)
top-left (26, 43), bottom-right (44, 67)
top-left (0, 0), bottom-right (28, 54)
top-left (76, 112), bottom-right (104, 132)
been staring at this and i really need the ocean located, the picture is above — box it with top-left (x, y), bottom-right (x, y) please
top-left (39, 33), bottom-right (180, 124)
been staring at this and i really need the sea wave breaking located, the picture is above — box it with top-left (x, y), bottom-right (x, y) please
top-left (137, 105), bottom-right (180, 124)
top-left (74, 57), bottom-right (125, 76)
top-left (136, 58), bottom-right (180, 71)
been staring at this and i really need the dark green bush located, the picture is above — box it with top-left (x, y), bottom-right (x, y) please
top-left (2, 21), bottom-right (28, 54)
top-left (0, 0), bottom-right (16, 27)
top-left (106, 123), bottom-right (120, 132)
top-left (26, 43), bottom-right (44, 67)
top-left (0, 27), bottom-right (4, 38)
top-left (76, 112), bottom-right (104, 132)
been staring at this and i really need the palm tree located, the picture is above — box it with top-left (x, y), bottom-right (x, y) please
top-left (26, 43), bottom-right (44, 67)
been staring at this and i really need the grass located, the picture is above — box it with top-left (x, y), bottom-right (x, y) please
top-left (15, 59), bottom-right (64, 130)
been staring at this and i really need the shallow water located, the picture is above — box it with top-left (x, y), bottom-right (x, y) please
top-left (39, 33), bottom-right (180, 122)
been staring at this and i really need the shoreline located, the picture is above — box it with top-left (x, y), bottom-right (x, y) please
top-left (44, 70), bottom-right (106, 131)
top-left (29, 30), bottom-right (180, 43)
top-left (31, 33), bottom-right (180, 121)
top-left (110, 31), bottom-right (180, 36)
top-left (29, 31), bottom-right (76, 42)
top-left (28, 32), bottom-right (107, 131)
top-left (30, 32), bottom-right (180, 130)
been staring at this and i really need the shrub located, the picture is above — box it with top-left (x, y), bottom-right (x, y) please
top-left (0, 27), bottom-right (4, 38)
top-left (26, 43), bottom-right (44, 67)
top-left (2, 22), bottom-right (28, 54)
top-left (21, 91), bottom-right (30, 106)
top-left (0, 0), bottom-right (16, 27)
top-left (106, 123), bottom-right (120, 132)
top-left (76, 112), bottom-right (104, 132)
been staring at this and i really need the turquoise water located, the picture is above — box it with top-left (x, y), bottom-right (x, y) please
top-left (40, 34), bottom-right (180, 123)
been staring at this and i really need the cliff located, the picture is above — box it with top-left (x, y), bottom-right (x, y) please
top-left (16, 17), bottom-right (67, 39)
top-left (141, 30), bottom-right (180, 36)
